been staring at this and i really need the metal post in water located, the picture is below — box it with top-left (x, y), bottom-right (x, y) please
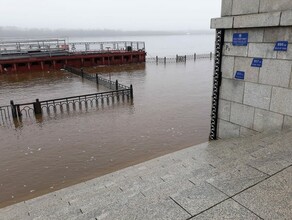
top-left (10, 100), bottom-right (17, 119)
top-left (156, 56), bottom-right (158, 64)
top-left (81, 68), bottom-right (84, 78)
top-left (16, 105), bottom-right (22, 118)
top-left (116, 80), bottom-right (119, 91)
top-left (33, 99), bottom-right (42, 115)
top-left (194, 53), bottom-right (197, 61)
top-left (96, 74), bottom-right (99, 84)
top-left (210, 52), bottom-right (213, 59)
top-left (130, 84), bottom-right (133, 99)
top-left (184, 55), bottom-right (187, 63)
top-left (164, 57), bottom-right (166, 64)
top-left (176, 55), bottom-right (178, 63)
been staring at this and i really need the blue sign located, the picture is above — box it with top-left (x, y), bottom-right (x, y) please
top-left (274, 41), bottom-right (288, 51)
top-left (233, 33), bottom-right (249, 46)
top-left (235, 71), bottom-right (245, 80)
top-left (251, 58), bottom-right (263, 67)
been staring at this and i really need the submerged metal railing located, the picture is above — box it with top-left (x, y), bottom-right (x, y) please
top-left (0, 105), bottom-right (13, 126)
top-left (146, 52), bottom-right (213, 64)
top-left (0, 66), bottom-right (133, 125)
top-left (64, 66), bottom-right (131, 90)
top-left (1, 89), bottom-right (133, 125)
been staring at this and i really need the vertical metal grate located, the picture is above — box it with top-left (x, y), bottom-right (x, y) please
top-left (209, 29), bottom-right (225, 140)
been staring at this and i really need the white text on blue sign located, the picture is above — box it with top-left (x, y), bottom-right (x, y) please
top-left (232, 33), bottom-right (249, 46)
top-left (251, 58), bottom-right (263, 68)
top-left (274, 41), bottom-right (288, 51)
top-left (235, 71), bottom-right (245, 80)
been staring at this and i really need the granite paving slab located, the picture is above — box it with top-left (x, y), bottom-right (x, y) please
top-left (233, 166), bottom-right (292, 219)
top-left (190, 199), bottom-right (262, 220)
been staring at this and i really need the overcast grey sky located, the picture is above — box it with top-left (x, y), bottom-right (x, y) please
top-left (1, 0), bottom-right (221, 31)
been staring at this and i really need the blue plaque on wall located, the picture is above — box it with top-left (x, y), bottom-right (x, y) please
top-left (274, 41), bottom-right (288, 51)
top-left (232, 33), bottom-right (249, 46)
top-left (251, 58), bottom-right (263, 67)
top-left (235, 71), bottom-right (245, 80)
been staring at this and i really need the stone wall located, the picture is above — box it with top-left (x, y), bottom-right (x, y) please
top-left (211, 0), bottom-right (292, 138)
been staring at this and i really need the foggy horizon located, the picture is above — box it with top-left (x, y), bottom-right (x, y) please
top-left (0, 26), bottom-right (214, 39)
top-left (0, 0), bottom-right (220, 33)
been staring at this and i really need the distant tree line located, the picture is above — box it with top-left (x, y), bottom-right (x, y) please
top-left (0, 26), bottom-right (213, 39)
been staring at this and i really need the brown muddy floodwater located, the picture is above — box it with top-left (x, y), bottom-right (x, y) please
top-left (0, 60), bottom-right (213, 207)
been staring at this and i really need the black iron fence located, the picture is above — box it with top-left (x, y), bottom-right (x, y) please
top-left (0, 105), bottom-right (13, 126)
top-left (7, 90), bottom-right (132, 120)
top-left (64, 66), bottom-right (130, 90)
top-left (0, 66), bottom-right (133, 125)
top-left (146, 52), bottom-right (213, 64)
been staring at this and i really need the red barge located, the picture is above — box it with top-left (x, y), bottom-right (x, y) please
top-left (0, 39), bottom-right (146, 73)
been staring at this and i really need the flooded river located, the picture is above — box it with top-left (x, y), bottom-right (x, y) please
top-left (0, 55), bottom-right (213, 207)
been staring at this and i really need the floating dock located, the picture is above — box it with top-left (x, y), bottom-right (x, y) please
top-left (0, 39), bottom-right (146, 73)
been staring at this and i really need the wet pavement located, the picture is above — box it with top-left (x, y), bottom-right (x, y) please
top-left (0, 129), bottom-right (291, 219)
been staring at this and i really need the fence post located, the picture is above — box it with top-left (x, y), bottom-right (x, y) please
top-left (10, 100), bottom-right (17, 119)
top-left (81, 68), bottom-right (84, 78)
top-left (210, 52), bottom-right (213, 59)
top-left (33, 99), bottom-right (42, 115)
top-left (176, 55), bottom-right (178, 63)
top-left (164, 57), bottom-right (166, 64)
top-left (194, 53), bottom-right (197, 61)
top-left (116, 80), bottom-right (119, 91)
top-left (130, 84), bottom-right (133, 99)
top-left (156, 56), bottom-right (158, 64)
top-left (96, 74), bottom-right (99, 84)
top-left (184, 55), bottom-right (187, 63)
top-left (16, 105), bottom-right (22, 118)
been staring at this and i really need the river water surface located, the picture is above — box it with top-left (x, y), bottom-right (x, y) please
top-left (0, 34), bottom-right (214, 207)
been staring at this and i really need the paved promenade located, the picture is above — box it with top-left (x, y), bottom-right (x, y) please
top-left (1, 130), bottom-right (291, 219)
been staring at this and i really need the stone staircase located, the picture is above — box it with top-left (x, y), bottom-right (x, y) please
top-left (0, 129), bottom-right (291, 219)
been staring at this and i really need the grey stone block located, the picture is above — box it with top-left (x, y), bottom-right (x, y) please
top-left (248, 145), bottom-right (292, 175)
top-left (211, 17), bottom-right (233, 29)
top-left (260, 0), bottom-right (292, 13)
top-left (283, 115), bottom-right (292, 129)
top-left (259, 59), bottom-right (292, 88)
top-left (222, 56), bottom-right (234, 79)
top-left (243, 82), bottom-right (272, 110)
top-left (240, 127), bottom-right (259, 137)
top-left (218, 99), bottom-right (231, 121)
top-left (233, 166), bottom-right (292, 220)
top-left (264, 27), bottom-right (292, 43)
top-left (277, 45), bottom-right (292, 60)
top-left (221, 0), bottom-right (233, 17)
top-left (0, 202), bottom-right (31, 220)
top-left (233, 12), bottom-right (281, 28)
top-left (192, 199), bottom-right (262, 220)
top-left (281, 10), bottom-right (292, 26)
top-left (248, 43), bottom-right (277, 59)
top-left (223, 43), bottom-right (248, 57)
top-left (218, 119), bottom-right (240, 139)
top-left (220, 78), bottom-right (245, 103)
top-left (253, 109), bottom-right (284, 132)
top-left (271, 87), bottom-right (292, 116)
top-left (225, 28), bottom-right (264, 43)
top-left (171, 181), bottom-right (227, 215)
top-left (230, 103), bottom-right (255, 129)
top-left (232, 0), bottom-right (260, 16)
top-left (206, 164), bottom-right (268, 196)
top-left (234, 57), bottom-right (259, 83)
